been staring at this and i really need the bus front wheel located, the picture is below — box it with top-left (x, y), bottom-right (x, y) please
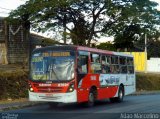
top-left (85, 89), bottom-right (96, 107)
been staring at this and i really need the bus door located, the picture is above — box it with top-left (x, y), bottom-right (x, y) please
top-left (76, 51), bottom-right (89, 102)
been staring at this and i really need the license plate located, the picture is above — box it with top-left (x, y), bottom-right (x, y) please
top-left (45, 93), bottom-right (53, 97)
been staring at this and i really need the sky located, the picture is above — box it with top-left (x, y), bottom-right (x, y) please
top-left (0, 0), bottom-right (26, 17)
top-left (0, 0), bottom-right (160, 43)
top-left (0, 0), bottom-right (159, 16)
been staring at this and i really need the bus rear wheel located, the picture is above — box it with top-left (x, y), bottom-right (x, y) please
top-left (110, 86), bottom-right (124, 103)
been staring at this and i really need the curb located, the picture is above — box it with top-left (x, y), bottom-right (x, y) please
top-left (131, 91), bottom-right (160, 96)
top-left (0, 102), bottom-right (44, 112)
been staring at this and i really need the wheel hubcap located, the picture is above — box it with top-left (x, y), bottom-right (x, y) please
top-left (119, 90), bottom-right (123, 99)
top-left (89, 93), bottom-right (94, 102)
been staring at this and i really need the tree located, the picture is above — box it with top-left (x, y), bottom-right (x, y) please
top-left (8, 0), bottom-right (160, 47)
top-left (113, 0), bottom-right (160, 51)
top-left (70, 15), bottom-right (90, 45)
top-left (114, 24), bottom-right (142, 50)
top-left (96, 42), bottom-right (116, 51)
top-left (148, 40), bottom-right (160, 58)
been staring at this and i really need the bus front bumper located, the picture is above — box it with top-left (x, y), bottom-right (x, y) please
top-left (29, 90), bottom-right (77, 103)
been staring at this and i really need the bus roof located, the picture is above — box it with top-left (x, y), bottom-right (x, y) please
top-left (32, 45), bottom-right (133, 57)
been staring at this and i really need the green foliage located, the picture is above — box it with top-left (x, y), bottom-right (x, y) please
top-left (41, 38), bottom-right (60, 46)
top-left (8, 0), bottom-right (160, 47)
top-left (147, 40), bottom-right (160, 59)
top-left (112, 0), bottom-right (160, 51)
top-left (70, 16), bottom-right (90, 45)
top-left (96, 42), bottom-right (116, 51)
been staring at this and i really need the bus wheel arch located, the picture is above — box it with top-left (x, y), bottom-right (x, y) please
top-left (90, 86), bottom-right (98, 99)
top-left (110, 84), bottom-right (124, 103)
top-left (86, 86), bottom-right (97, 107)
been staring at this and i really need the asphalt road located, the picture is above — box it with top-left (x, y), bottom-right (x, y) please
top-left (1, 94), bottom-right (160, 119)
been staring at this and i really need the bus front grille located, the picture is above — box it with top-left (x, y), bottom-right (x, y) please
top-left (33, 84), bottom-right (63, 93)
top-left (37, 88), bottom-right (62, 93)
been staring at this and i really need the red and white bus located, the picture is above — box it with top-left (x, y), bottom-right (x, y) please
top-left (29, 45), bottom-right (136, 106)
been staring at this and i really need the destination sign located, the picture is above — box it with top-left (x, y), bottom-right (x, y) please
top-left (32, 57), bottom-right (43, 62)
top-left (43, 52), bottom-right (71, 57)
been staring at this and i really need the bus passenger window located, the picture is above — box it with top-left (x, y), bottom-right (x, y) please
top-left (91, 54), bottom-right (101, 73)
top-left (101, 55), bottom-right (111, 73)
top-left (127, 58), bottom-right (133, 65)
top-left (78, 55), bottom-right (88, 74)
top-left (127, 57), bottom-right (134, 74)
top-left (128, 66), bottom-right (134, 74)
top-left (119, 56), bottom-right (127, 74)
top-left (101, 56), bottom-right (106, 73)
top-left (111, 56), bottom-right (119, 74)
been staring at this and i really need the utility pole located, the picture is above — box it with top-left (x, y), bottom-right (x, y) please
top-left (145, 34), bottom-right (147, 73)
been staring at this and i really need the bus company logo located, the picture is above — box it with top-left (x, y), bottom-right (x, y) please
top-left (105, 76), bottom-right (120, 85)
top-left (39, 84), bottom-right (51, 87)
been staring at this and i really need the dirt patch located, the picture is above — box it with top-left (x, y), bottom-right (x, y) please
top-left (0, 65), bottom-right (29, 100)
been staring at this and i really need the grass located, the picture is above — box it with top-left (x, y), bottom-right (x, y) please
top-left (136, 72), bottom-right (160, 91)
top-left (0, 98), bottom-right (28, 105)
top-left (0, 65), bottom-right (29, 100)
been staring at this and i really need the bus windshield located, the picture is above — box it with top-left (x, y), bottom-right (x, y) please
top-left (30, 51), bottom-right (75, 81)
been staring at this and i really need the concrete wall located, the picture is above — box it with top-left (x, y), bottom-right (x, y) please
top-left (0, 18), bottom-right (30, 64)
top-left (147, 58), bottom-right (160, 72)
top-left (7, 24), bottom-right (29, 64)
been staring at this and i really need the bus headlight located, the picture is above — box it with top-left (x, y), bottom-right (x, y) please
top-left (69, 87), bottom-right (74, 92)
top-left (67, 83), bottom-right (74, 92)
top-left (29, 88), bottom-right (34, 92)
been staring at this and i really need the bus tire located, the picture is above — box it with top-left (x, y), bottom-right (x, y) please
top-left (85, 89), bottom-right (96, 107)
top-left (110, 86), bottom-right (124, 103)
top-left (117, 86), bottom-right (124, 102)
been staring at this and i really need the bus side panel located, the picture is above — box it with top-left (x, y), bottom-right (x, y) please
top-left (77, 74), bottom-right (119, 102)
top-left (77, 74), bottom-right (100, 103)
top-left (124, 74), bottom-right (136, 95)
top-left (97, 74), bottom-right (120, 99)
top-left (97, 86), bottom-right (118, 100)
top-left (77, 89), bottom-right (89, 103)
